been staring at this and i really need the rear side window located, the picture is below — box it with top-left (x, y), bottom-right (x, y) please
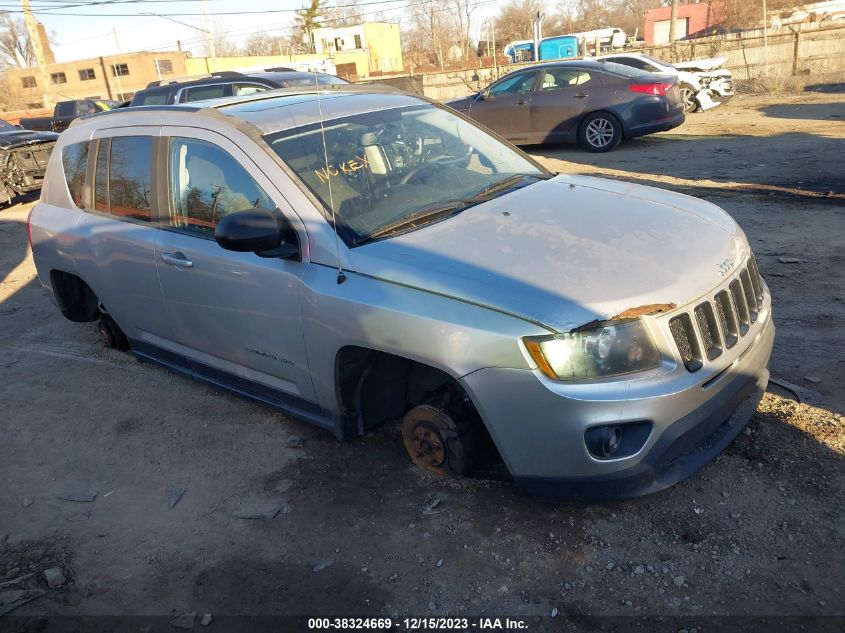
top-left (62, 141), bottom-right (89, 208)
top-left (596, 60), bottom-right (649, 78)
top-left (168, 137), bottom-right (272, 235)
top-left (133, 91), bottom-right (169, 106)
top-left (539, 69), bottom-right (592, 91)
top-left (233, 83), bottom-right (270, 97)
top-left (92, 136), bottom-right (153, 222)
top-left (181, 84), bottom-right (227, 102)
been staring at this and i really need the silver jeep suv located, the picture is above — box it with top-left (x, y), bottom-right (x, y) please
top-left (28, 86), bottom-right (774, 501)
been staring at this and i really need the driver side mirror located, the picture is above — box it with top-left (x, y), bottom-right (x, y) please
top-left (215, 207), bottom-right (300, 260)
top-left (477, 90), bottom-right (492, 101)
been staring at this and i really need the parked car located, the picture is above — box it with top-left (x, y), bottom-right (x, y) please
top-left (447, 59), bottom-right (684, 152)
top-left (599, 53), bottom-right (734, 113)
top-left (19, 99), bottom-right (120, 133)
top-left (28, 86), bottom-right (773, 501)
top-left (129, 70), bottom-right (348, 106)
top-left (0, 119), bottom-right (57, 206)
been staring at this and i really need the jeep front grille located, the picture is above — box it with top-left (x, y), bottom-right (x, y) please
top-left (669, 261), bottom-right (765, 372)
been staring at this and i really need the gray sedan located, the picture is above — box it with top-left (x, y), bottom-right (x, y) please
top-left (447, 59), bottom-right (685, 152)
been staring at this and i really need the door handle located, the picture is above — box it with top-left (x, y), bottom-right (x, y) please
top-left (516, 99), bottom-right (527, 105)
top-left (574, 93), bottom-right (588, 99)
top-left (160, 252), bottom-right (193, 268)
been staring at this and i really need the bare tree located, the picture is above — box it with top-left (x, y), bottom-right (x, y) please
top-left (494, 0), bottom-right (544, 46)
top-left (242, 32), bottom-right (279, 57)
top-left (0, 12), bottom-right (36, 68)
top-left (405, 0), bottom-right (458, 69)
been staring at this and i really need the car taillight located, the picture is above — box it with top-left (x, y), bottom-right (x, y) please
top-left (629, 82), bottom-right (674, 96)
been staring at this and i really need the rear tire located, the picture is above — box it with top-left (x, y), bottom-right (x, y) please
top-left (578, 112), bottom-right (623, 153)
top-left (98, 314), bottom-right (130, 351)
top-left (680, 84), bottom-right (700, 113)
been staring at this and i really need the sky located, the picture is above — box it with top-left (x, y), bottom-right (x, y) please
top-left (1, 0), bottom-right (510, 62)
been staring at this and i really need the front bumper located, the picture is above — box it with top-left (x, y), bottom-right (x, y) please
top-left (461, 310), bottom-right (774, 503)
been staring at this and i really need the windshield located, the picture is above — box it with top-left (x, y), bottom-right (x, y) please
top-left (265, 104), bottom-right (548, 245)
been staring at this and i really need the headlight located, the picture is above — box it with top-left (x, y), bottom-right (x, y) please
top-left (523, 318), bottom-right (660, 381)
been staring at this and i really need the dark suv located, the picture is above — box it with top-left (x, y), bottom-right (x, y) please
top-left (129, 70), bottom-right (348, 106)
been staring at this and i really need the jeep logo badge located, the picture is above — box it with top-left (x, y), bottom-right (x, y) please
top-left (716, 259), bottom-right (734, 276)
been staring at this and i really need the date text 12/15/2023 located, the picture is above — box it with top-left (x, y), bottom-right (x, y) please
top-left (307, 617), bottom-right (529, 630)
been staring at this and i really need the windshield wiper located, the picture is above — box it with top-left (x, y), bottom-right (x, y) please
top-left (355, 201), bottom-right (469, 245)
top-left (462, 172), bottom-right (554, 204)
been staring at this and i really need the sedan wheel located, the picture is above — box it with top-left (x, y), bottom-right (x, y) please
top-left (680, 84), bottom-right (700, 113)
top-left (578, 112), bottom-right (623, 153)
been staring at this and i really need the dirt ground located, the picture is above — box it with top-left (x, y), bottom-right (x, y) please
top-left (0, 92), bottom-right (843, 630)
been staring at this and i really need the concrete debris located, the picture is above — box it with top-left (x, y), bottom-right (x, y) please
top-left (42, 567), bottom-right (66, 588)
top-left (551, 607), bottom-right (558, 617)
top-left (169, 612), bottom-right (196, 629)
top-left (285, 436), bottom-right (305, 449)
top-left (200, 614), bottom-right (213, 626)
top-left (66, 511), bottom-right (91, 523)
top-left (312, 560), bottom-right (334, 572)
top-left (427, 601), bottom-right (436, 611)
top-left (436, 559), bottom-right (443, 568)
top-left (0, 573), bottom-right (35, 589)
top-left (804, 376), bottom-right (822, 384)
top-left (229, 496), bottom-right (283, 520)
top-left (21, 498), bottom-right (34, 508)
top-left (0, 589), bottom-right (45, 617)
top-left (422, 495), bottom-right (442, 514)
top-left (168, 488), bottom-right (186, 509)
top-left (57, 493), bottom-right (96, 503)
top-left (673, 575), bottom-right (685, 588)
top-left (777, 256), bottom-right (801, 264)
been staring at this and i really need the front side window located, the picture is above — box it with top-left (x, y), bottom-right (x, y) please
top-left (265, 100), bottom-right (548, 246)
top-left (488, 71), bottom-right (537, 97)
top-left (168, 138), bottom-right (273, 235)
top-left (62, 141), bottom-right (90, 208)
top-left (93, 136), bottom-right (153, 221)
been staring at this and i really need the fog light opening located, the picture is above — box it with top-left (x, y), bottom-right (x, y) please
top-left (601, 426), bottom-right (622, 457)
top-left (585, 421), bottom-right (653, 460)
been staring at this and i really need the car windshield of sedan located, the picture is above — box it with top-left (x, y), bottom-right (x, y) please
top-left (264, 104), bottom-right (549, 245)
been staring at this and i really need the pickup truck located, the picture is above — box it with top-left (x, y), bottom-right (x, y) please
top-left (0, 119), bottom-right (57, 205)
top-left (19, 99), bottom-right (120, 133)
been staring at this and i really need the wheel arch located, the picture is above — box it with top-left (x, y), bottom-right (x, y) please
top-left (49, 269), bottom-right (101, 322)
top-left (334, 345), bottom-right (486, 433)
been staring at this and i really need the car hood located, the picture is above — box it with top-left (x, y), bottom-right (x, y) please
top-left (0, 129), bottom-right (59, 148)
top-left (348, 174), bottom-right (748, 332)
top-left (673, 57), bottom-right (727, 72)
top-left (445, 95), bottom-right (475, 111)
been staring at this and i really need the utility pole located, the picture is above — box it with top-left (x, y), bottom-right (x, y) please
top-left (668, 0), bottom-right (679, 45)
top-left (112, 28), bottom-right (124, 99)
top-left (20, 0), bottom-right (53, 108)
top-left (202, 0), bottom-right (216, 70)
top-left (763, 0), bottom-right (769, 75)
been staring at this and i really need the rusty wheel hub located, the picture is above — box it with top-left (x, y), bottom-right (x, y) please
top-left (410, 423), bottom-right (446, 469)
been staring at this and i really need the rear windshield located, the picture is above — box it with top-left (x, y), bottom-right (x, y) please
top-left (594, 60), bottom-right (650, 77)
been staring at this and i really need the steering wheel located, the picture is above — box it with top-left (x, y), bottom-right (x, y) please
top-left (399, 150), bottom-right (473, 185)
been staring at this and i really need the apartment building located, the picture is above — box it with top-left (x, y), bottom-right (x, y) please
top-left (3, 51), bottom-right (188, 108)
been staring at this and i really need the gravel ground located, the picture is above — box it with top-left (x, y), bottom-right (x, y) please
top-left (0, 92), bottom-right (843, 630)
